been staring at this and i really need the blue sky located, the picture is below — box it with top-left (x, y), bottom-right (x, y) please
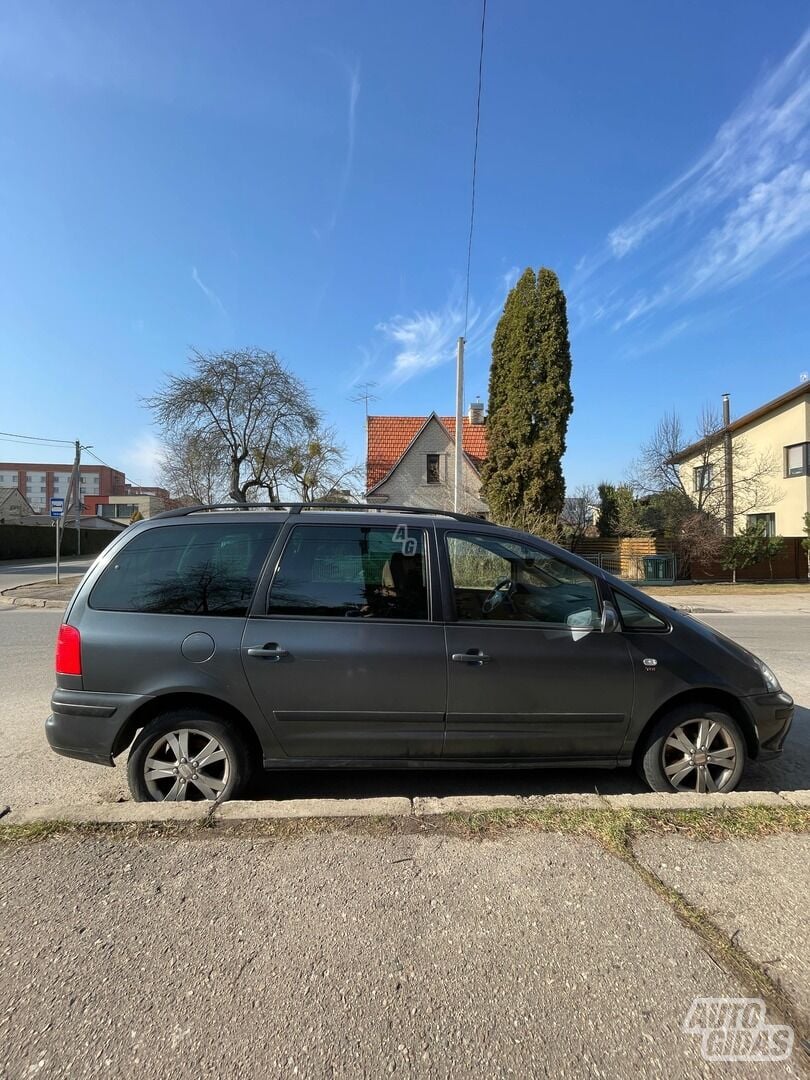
top-left (1, 1), bottom-right (808, 491)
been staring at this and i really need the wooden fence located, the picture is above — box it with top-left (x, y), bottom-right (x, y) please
top-left (567, 535), bottom-right (809, 582)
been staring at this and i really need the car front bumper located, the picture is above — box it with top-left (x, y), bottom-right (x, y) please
top-left (46, 689), bottom-right (152, 766)
top-left (744, 690), bottom-right (794, 760)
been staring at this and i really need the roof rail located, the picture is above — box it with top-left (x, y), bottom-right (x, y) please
top-left (152, 502), bottom-right (487, 525)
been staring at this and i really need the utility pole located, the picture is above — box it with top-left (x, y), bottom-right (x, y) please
top-left (722, 394), bottom-right (734, 537)
top-left (64, 440), bottom-right (83, 556)
top-left (454, 337), bottom-right (465, 512)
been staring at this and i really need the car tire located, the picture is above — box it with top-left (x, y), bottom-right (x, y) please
top-left (127, 710), bottom-right (252, 803)
top-left (637, 703), bottom-right (747, 794)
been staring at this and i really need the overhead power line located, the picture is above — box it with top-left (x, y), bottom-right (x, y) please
top-left (463, 0), bottom-right (487, 339)
top-left (0, 430), bottom-right (74, 446)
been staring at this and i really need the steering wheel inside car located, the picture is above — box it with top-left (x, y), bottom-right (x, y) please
top-left (481, 577), bottom-right (515, 615)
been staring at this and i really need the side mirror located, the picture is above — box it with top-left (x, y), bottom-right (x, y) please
top-left (600, 601), bottom-right (620, 634)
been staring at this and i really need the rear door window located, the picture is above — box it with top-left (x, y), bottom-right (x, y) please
top-left (267, 524), bottom-right (429, 619)
top-left (89, 522), bottom-right (280, 616)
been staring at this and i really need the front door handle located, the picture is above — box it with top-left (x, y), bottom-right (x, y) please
top-left (451, 651), bottom-right (491, 665)
top-left (247, 644), bottom-right (289, 661)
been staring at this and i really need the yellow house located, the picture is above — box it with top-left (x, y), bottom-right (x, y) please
top-left (671, 383), bottom-right (810, 537)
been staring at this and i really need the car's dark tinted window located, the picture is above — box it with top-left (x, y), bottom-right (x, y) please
top-left (614, 591), bottom-right (668, 631)
top-left (268, 524), bottom-right (428, 619)
top-left (90, 523), bottom-right (280, 616)
top-left (446, 532), bottom-right (600, 627)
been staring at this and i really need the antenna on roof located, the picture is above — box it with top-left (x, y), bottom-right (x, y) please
top-left (800, 371), bottom-right (809, 384)
top-left (349, 381), bottom-right (379, 417)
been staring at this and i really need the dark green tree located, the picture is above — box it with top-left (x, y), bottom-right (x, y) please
top-left (597, 482), bottom-right (646, 537)
top-left (597, 483), bottom-right (619, 538)
top-left (721, 522), bottom-right (768, 584)
top-left (481, 267), bottom-right (573, 526)
top-left (762, 533), bottom-right (785, 580)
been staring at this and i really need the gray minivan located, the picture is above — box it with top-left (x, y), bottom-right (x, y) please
top-left (46, 504), bottom-right (793, 801)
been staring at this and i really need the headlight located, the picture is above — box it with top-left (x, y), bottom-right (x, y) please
top-left (758, 660), bottom-right (781, 693)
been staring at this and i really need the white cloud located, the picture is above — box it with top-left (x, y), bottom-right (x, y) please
top-left (378, 301), bottom-right (466, 385)
top-left (575, 26), bottom-right (810, 330)
top-left (314, 57), bottom-right (361, 237)
top-left (607, 28), bottom-right (810, 260)
top-left (684, 163), bottom-right (810, 294)
top-left (373, 278), bottom-right (509, 387)
top-left (191, 266), bottom-right (227, 318)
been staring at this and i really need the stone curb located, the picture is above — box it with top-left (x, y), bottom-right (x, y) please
top-left (214, 797), bottom-right (413, 820)
top-left (6, 789), bottom-right (808, 827)
top-left (0, 595), bottom-right (67, 610)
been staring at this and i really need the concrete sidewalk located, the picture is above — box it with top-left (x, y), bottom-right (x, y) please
top-left (1, 827), bottom-right (806, 1079)
top-left (644, 588), bottom-right (810, 615)
top-left (0, 575), bottom-right (82, 609)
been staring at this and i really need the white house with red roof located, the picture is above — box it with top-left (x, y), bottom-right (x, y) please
top-left (365, 401), bottom-right (488, 514)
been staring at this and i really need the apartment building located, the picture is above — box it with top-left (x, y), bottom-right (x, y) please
top-left (0, 462), bottom-right (125, 513)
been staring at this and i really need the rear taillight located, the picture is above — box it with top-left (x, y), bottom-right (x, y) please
top-left (55, 624), bottom-right (82, 676)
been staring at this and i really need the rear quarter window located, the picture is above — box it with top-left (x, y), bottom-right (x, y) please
top-left (89, 522), bottom-right (280, 616)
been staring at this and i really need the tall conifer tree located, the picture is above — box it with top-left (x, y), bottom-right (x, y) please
top-left (481, 267), bottom-right (573, 525)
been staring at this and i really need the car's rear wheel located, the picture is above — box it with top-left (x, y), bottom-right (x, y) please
top-left (127, 710), bottom-right (251, 803)
top-left (637, 704), bottom-right (746, 794)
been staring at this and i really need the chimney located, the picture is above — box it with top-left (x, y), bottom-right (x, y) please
top-left (722, 393), bottom-right (734, 537)
top-left (468, 398), bottom-right (485, 425)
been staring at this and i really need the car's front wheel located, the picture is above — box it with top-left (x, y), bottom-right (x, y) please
top-left (127, 710), bottom-right (251, 803)
top-left (637, 704), bottom-right (747, 794)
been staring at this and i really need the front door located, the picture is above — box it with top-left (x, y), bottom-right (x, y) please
top-left (242, 522), bottom-right (446, 759)
top-left (441, 531), bottom-right (634, 761)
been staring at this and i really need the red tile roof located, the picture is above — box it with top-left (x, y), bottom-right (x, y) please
top-left (366, 413), bottom-right (488, 491)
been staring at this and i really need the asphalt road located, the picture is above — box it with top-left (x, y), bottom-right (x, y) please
top-left (0, 830), bottom-right (798, 1080)
top-left (0, 606), bottom-right (807, 815)
top-left (0, 556), bottom-right (91, 593)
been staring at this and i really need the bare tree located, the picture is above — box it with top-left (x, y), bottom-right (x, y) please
top-left (559, 484), bottom-right (599, 550)
top-left (631, 406), bottom-right (781, 531)
top-left (158, 430), bottom-right (229, 505)
top-left (677, 511), bottom-right (724, 578)
top-left (146, 348), bottom-right (318, 504)
top-left (282, 426), bottom-right (362, 503)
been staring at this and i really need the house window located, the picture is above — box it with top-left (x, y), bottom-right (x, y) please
top-left (747, 513), bottom-right (776, 537)
top-left (693, 464), bottom-right (713, 493)
top-left (426, 454), bottom-right (441, 485)
top-left (785, 443), bottom-right (809, 477)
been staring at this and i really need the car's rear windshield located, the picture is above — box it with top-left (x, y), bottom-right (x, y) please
top-left (89, 522), bottom-right (280, 616)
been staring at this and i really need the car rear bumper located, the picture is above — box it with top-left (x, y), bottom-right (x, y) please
top-left (46, 689), bottom-right (152, 766)
top-left (744, 690), bottom-right (794, 760)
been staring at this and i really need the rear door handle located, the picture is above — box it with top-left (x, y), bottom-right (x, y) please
top-left (247, 644), bottom-right (289, 661)
top-left (451, 651), bottom-right (491, 665)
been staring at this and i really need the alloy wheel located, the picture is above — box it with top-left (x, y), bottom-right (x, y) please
top-left (143, 727), bottom-right (230, 801)
top-left (662, 717), bottom-right (738, 793)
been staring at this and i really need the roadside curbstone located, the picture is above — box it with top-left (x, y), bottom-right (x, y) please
top-left (5, 788), bottom-right (802, 828)
top-left (523, 793), bottom-right (609, 810)
top-left (214, 797), bottom-right (413, 820)
top-left (11, 802), bottom-right (208, 825)
top-left (778, 790), bottom-right (810, 807)
top-left (413, 795), bottom-right (525, 816)
top-left (0, 595), bottom-right (66, 610)
top-left (602, 790), bottom-right (789, 810)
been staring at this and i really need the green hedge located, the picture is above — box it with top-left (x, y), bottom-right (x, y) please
top-left (0, 524), bottom-right (117, 560)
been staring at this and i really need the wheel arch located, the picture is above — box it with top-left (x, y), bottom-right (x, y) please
top-left (632, 687), bottom-right (758, 764)
top-left (111, 691), bottom-right (263, 764)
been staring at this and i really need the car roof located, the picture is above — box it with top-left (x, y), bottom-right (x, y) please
top-left (150, 503), bottom-right (489, 527)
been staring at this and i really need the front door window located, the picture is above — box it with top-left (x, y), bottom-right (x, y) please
top-left (446, 532), bottom-right (600, 629)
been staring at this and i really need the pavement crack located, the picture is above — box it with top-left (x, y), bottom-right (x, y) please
top-left (616, 833), bottom-right (810, 1073)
